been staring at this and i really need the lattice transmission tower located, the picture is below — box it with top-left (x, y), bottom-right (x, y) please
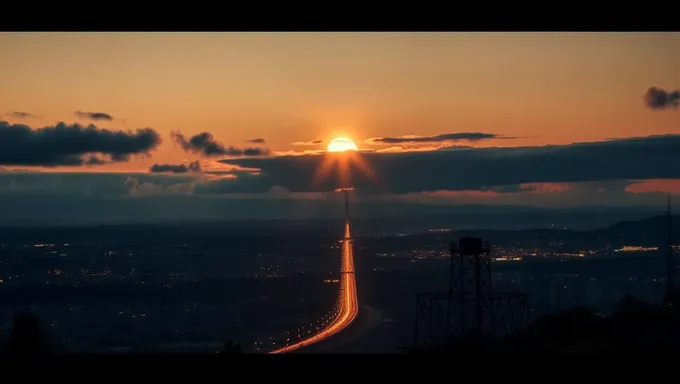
top-left (414, 237), bottom-right (528, 347)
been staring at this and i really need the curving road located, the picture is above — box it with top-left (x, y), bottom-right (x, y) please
top-left (269, 222), bottom-right (358, 354)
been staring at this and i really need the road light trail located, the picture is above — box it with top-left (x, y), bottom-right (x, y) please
top-left (269, 222), bottom-right (358, 354)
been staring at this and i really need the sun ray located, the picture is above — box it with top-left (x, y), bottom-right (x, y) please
top-left (310, 136), bottom-right (379, 191)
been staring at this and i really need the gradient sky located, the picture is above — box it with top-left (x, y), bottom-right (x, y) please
top-left (1, 32), bottom-right (679, 223)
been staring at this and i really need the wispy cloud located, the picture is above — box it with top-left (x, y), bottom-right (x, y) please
top-left (291, 140), bottom-right (323, 146)
top-left (368, 132), bottom-right (510, 145)
top-left (6, 111), bottom-right (39, 119)
top-left (74, 110), bottom-right (114, 121)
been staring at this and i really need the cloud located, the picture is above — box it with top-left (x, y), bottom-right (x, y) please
top-left (74, 110), bottom-right (114, 121)
top-left (6, 111), bottom-right (38, 119)
top-left (625, 179), bottom-right (680, 195)
top-left (170, 131), bottom-right (270, 157)
top-left (389, 179), bottom-right (645, 208)
top-left (149, 161), bottom-right (201, 174)
top-left (246, 138), bottom-right (266, 144)
top-left (644, 87), bottom-right (680, 110)
top-left (218, 134), bottom-right (680, 194)
top-left (124, 176), bottom-right (196, 197)
top-left (368, 132), bottom-right (509, 145)
top-left (0, 170), bottom-right (672, 225)
top-left (0, 121), bottom-right (161, 166)
top-left (291, 140), bottom-right (323, 146)
top-left (0, 171), bottom-right (192, 196)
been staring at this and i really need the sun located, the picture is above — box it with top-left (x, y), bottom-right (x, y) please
top-left (327, 137), bottom-right (358, 152)
top-left (314, 135), bottom-right (376, 189)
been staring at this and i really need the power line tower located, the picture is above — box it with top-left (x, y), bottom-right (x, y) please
top-left (414, 237), bottom-right (527, 348)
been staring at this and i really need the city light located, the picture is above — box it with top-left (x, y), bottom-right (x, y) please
top-left (269, 221), bottom-right (359, 354)
top-left (615, 246), bottom-right (659, 252)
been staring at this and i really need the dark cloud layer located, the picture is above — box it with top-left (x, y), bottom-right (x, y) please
top-left (6, 112), bottom-right (37, 119)
top-left (644, 87), bottom-right (680, 110)
top-left (220, 134), bottom-right (680, 194)
top-left (170, 131), bottom-right (270, 157)
top-left (0, 121), bottom-right (161, 166)
top-left (371, 132), bottom-right (506, 144)
top-left (74, 110), bottom-right (114, 121)
top-left (149, 161), bottom-right (201, 174)
top-left (246, 138), bottom-right (266, 144)
top-left (0, 170), bottom-right (669, 226)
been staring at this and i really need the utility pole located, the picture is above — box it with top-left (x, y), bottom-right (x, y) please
top-left (344, 189), bottom-right (350, 224)
top-left (335, 187), bottom-right (354, 239)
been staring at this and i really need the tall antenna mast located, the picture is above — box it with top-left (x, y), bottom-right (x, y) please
top-left (344, 189), bottom-right (350, 224)
top-left (666, 193), bottom-right (674, 304)
top-left (335, 187), bottom-right (354, 239)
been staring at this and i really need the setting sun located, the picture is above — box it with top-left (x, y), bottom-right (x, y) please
top-left (315, 136), bottom-right (374, 189)
top-left (327, 137), bottom-right (358, 152)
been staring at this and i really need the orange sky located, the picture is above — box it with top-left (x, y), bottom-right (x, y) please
top-left (1, 32), bottom-right (680, 174)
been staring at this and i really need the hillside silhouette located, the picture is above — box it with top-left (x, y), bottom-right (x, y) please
top-left (603, 214), bottom-right (677, 245)
top-left (415, 293), bottom-right (680, 355)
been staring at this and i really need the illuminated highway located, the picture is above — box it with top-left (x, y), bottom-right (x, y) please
top-left (269, 222), bottom-right (358, 354)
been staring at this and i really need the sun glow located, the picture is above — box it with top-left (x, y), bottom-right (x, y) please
top-left (312, 136), bottom-right (376, 192)
top-left (327, 137), bottom-right (358, 152)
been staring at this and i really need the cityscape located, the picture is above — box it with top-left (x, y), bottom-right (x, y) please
top-left (0, 208), bottom-right (676, 353)
top-left (1, 32), bottom-right (680, 356)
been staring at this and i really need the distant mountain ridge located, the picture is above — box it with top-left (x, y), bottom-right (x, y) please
top-left (424, 214), bottom-right (680, 250)
top-left (0, 213), bottom-right (674, 246)
top-left (602, 214), bottom-right (678, 245)
top-left (0, 192), bottom-right (665, 227)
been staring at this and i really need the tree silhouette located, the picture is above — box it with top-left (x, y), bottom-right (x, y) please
top-left (220, 340), bottom-right (243, 354)
top-left (4, 311), bottom-right (52, 357)
top-left (609, 293), bottom-right (679, 348)
top-left (616, 293), bottom-right (648, 312)
top-left (517, 307), bottom-right (608, 351)
top-left (423, 292), bottom-right (680, 355)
